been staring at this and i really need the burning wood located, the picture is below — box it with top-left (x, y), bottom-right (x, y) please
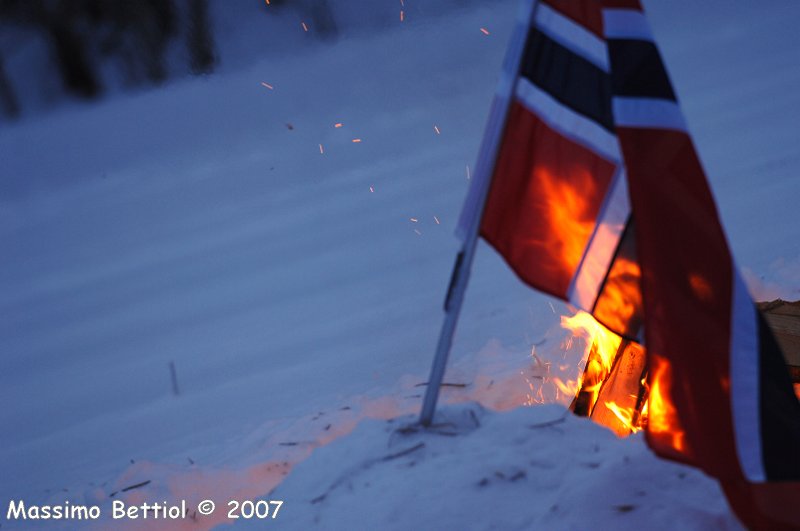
top-left (566, 329), bottom-right (648, 438)
top-left (591, 341), bottom-right (647, 437)
top-left (558, 311), bottom-right (653, 437)
top-left (558, 299), bottom-right (800, 439)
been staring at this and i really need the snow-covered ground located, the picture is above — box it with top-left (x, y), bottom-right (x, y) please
top-left (260, 404), bottom-right (741, 530)
top-left (1, 0), bottom-right (798, 529)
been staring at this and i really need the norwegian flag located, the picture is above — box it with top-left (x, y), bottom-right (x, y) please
top-left (455, 0), bottom-right (800, 527)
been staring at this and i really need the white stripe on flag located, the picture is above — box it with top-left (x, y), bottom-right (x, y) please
top-left (730, 272), bottom-right (766, 482)
top-left (516, 78), bottom-right (621, 162)
top-left (602, 9), bottom-right (654, 41)
top-left (613, 97), bottom-right (687, 132)
top-left (568, 166), bottom-right (630, 311)
top-left (534, 2), bottom-right (609, 72)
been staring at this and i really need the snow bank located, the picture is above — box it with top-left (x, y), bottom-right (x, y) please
top-left (255, 403), bottom-right (742, 531)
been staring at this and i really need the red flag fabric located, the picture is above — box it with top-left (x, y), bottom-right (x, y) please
top-left (458, 0), bottom-right (800, 527)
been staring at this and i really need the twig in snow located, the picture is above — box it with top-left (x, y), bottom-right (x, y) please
top-left (169, 361), bottom-right (180, 396)
top-left (528, 413), bottom-right (568, 430)
top-left (121, 480), bottom-right (151, 493)
top-left (109, 480), bottom-right (151, 497)
top-left (468, 409), bottom-right (481, 428)
top-left (310, 443), bottom-right (426, 505)
top-left (381, 442), bottom-right (425, 462)
top-left (414, 381), bottom-right (467, 388)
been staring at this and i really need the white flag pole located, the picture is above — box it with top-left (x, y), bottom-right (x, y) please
top-left (419, 0), bottom-right (540, 426)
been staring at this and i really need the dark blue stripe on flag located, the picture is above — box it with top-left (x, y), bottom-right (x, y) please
top-left (607, 39), bottom-right (676, 100)
top-left (520, 28), bottom-right (614, 132)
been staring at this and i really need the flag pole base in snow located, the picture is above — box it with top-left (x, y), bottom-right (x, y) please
top-left (419, 251), bottom-right (467, 426)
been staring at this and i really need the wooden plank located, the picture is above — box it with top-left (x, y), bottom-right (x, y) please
top-left (758, 300), bottom-right (800, 370)
top-left (590, 341), bottom-right (647, 437)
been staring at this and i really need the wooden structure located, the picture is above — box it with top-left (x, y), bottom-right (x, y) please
top-left (758, 299), bottom-right (800, 384)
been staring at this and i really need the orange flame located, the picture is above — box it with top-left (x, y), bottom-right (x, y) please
top-left (554, 308), bottom-right (691, 447)
top-left (557, 311), bottom-right (621, 416)
top-left (552, 376), bottom-right (580, 399)
top-left (560, 311), bottom-right (621, 378)
top-left (647, 354), bottom-right (686, 452)
top-left (539, 169), bottom-right (598, 276)
top-left (559, 310), bottom-right (647, 437)
top-left (604, 400), bottom-right (642, 433)
top-left (593, 256), bottom-right (642, 334)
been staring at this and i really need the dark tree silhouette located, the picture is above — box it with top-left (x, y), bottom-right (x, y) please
top-left (47, 8), bottom-right (101, 98)
top-left (0, 54), bottom-right (20, 118)
top-left (187, 0), bottom-right (215, 74)
top-left (0, 0), bottom-right (217, 118)
top-left (306, 0), bottom-right (338, 40)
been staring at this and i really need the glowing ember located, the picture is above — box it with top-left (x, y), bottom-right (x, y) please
top-left (369, 186), bottom-right (375, 193)
top-left (433, 125), bottom-right (440, 135)
top-left (319, 144), bottom-right (324, 154)
top-left (400, 10), bottom-right (404, 22)
top-left (260, 82), bottom-right (274, 90)
top-left (301, 22), bottom-right (308, 32)
top-left (433, 216), bottom-right (440, 225)
top-left (352, 138), bottom-right (362, 143)
top-left (480, 28), bottom-right (490, 35)
top-left (410, 218), bottom-right (418, 223)
top-left (334, 123), bottom-right (343, 128)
